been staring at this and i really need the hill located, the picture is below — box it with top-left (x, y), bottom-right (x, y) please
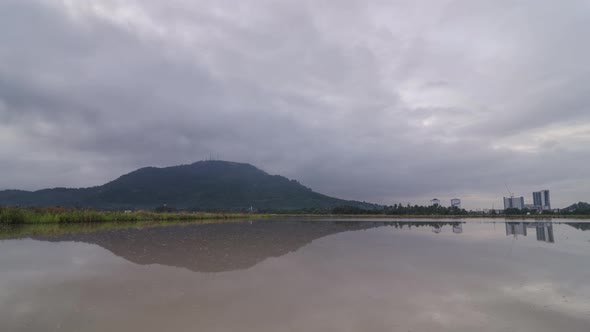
top-left (0, 160), bottom-right (376, 210)
top-left (565, 202), bottom-right (590, 214)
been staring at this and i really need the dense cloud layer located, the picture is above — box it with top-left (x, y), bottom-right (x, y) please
top-left (1, 0), bottom-right (589, 209)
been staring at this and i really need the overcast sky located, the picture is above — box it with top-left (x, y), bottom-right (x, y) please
top-left (1, 0), bottom-right (589, 209)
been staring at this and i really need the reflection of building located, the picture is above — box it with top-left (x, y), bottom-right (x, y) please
top-left (506, 222), bottom-right (527, 237)
top-left (536, 223), bottom-right (554, 243)
top-left (451, 198), bottom-right (461, 209)
top-left (505, 222), bottom-right (555, 243)
top-left (431, 224), bottom-right (463, 234)
top-left (533, 190), bottom-right (551, 211)
top-left (430, 198), bottom-right (440, 206)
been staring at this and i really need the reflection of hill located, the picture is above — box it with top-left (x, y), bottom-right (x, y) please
top-left (32, 220), bottom-right (388, 273)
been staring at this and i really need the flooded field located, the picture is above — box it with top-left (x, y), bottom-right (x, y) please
top-left (1, 218), bottom-right (589, 331)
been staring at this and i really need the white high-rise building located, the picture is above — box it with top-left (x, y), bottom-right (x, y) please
top-left (504, 196), bottom-right (525, 210)
top-left (450, 198), bottom-right (461, 209)
top-left (430, 198), bottom-right (440, 206)
top-left (533, 190), bottom-right (551, 210)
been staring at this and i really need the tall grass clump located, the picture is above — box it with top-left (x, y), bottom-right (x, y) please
top-left (0, 207), bottom-right (28, 224)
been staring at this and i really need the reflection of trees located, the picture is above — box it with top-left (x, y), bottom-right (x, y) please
top-left (566, 223), bottom-right (590, 231)
top-left (334, 221), bottom-right (463, 229)
top-left (332, 221), bottom-right (464, 234)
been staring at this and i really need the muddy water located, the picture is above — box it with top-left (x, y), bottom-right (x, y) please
top-left (1, 219), bottom-right (589, 331)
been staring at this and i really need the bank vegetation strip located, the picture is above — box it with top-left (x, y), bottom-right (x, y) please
top-left (0, 207), bottom-right (274, 224)
top-left (1, 207), bottom-right (590, 225)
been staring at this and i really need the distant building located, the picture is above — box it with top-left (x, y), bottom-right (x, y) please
top-left (504, 196), bottom-right (525, 210)
top-left (533, 190), bottom-right (551, 210)
top-left (430, 198), bottom-right (441, 206)
top-left (450, 198), bottom-right (461, 209)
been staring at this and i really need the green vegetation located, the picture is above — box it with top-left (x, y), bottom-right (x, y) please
top-left (258, 204), bottom-right (468, 216)
top-left (0, 219), bottom-right (248, 240)
top-left (0, 206), bottom-right (271, 224)
top-left (338, 204), bottom-right (468, 215)
top-left (261, 204), bottom-right (468, 216)
top-left (498, 202), bottom-right (590, 218)
top-left (263, 204), bottom-right (590, 219)
top-left (503, 208), bottom-right (537, 215)
top-left (564, 202), bottom-right (590, 215)
top-left (2, 201), bottom-right (590, 225)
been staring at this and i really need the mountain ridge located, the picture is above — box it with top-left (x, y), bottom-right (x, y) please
top-left (0, 160), bottom-right (376, 210)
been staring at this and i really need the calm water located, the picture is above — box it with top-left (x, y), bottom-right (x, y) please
top-left (1, 218), bottom-right (590, 332)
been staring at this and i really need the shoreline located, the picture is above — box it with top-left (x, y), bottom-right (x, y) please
top-left (0, 207), bottom-right (276, 224)
top-left (292, 214), bottom-right (590, 220)
top-left (1, 215), bottom-right (588, 241)
top-left (2, 207), bottom-right (590, 224)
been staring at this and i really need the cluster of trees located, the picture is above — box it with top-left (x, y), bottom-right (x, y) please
top-left (280, 203), bottom-right (589, 217)
top-left (258, 204), bottom-right (468, 215)
top-left (331, 204), bottom-right (468, 215)
top-left (564, 202), bottom-right (590, 215)
top-left (502, 202), bottom-right (590, 216)
top-left (383, 204), bottom-right (468, 215)
top-left (503, 208), bottom-right (540, 215)
top-left (259, 207), bottom-right (332, 214)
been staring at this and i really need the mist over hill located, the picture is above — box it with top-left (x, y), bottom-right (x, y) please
top-left (0, 161), bottom-right (376, 211)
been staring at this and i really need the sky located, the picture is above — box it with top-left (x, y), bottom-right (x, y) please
top-left (1, 0), bottom-right (589, 210)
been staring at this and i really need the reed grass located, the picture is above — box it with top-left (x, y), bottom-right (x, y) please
top-left (0, 207), bottom-right (272, 224)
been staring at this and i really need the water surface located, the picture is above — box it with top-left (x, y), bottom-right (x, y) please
top-left (1, 218), bottom-right (589, 331)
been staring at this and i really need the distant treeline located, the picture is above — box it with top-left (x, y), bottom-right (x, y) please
top-left (261, 204), bottom-right (469, 215)
top-left (265, 203), bottom-right (590, 217)
top-left (336, 204), bottom-right (468, 215)
top-left (503, 202), bottom-right (590, 216)
top-left (3, 201), bottom-right (590, 224)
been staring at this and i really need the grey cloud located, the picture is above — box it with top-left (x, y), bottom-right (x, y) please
top-left (0, 0), bottom-right (589, 209)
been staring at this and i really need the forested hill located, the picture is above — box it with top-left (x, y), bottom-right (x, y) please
top-left (565, 202), bottom-right (590, 214)
top-left (0, 160), bottom-right (376, 211)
